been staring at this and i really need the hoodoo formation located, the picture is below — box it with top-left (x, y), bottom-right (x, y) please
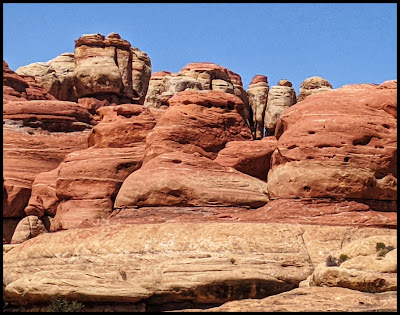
top-left (3, 32), bottom-right (397, 312)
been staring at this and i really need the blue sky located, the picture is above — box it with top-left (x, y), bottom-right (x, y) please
top-left (3, 3), bottom-right (397, 92)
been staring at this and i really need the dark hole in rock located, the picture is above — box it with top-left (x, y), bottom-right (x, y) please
top-left (353, 135), bottom-right (373, 146)
top-left (172, 159), bottom-right (182, 164)
top-left (308, 131), bottom-right (315, 134)
top-left (344, 157), bottom-right (350, 162)
top-left (303, 186), bottom-right (311, 191)
top-left (382, 124), bottom-right (390, 129)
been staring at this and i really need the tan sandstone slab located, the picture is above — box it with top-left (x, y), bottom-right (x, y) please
top-left (182, 287), bottom-right (397, 312)
top-left (3, 223), bottom-right (314, 306)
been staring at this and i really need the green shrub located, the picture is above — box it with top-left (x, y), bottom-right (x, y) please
top-left (376, 242), bottom-right (386, 251)
top-left (339, 254), bottom-right (350, 264)
top-left (46, 298), bottom-right (84, 312)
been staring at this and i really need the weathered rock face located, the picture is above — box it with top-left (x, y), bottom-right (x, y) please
top-left (87, 104), bottom-right (157, 148)
top-left (73, 33), bottom-right (151, 108)
top-left (24, 167), bottom-right (60, 218)
top-left (3, 60), bottom-right (56, 102)
top-left (10, 215), bottom-right (48, 245)
top-left (3, 100), bottom-right (95, 132)
top-left (3, 223), bottom-right (395, 310)
top-left (2, 81), bottom-right (93, 242)
top-left (247, 75), bottom-right (269, 139)
top-left (19, 102), bottom-right (159, 232)
top-left (143, 71), bottom-right (171, 109)
top-left (268, 81), bottom-right (397, 213)
top-left (3, 121), bottom-right (90, 242)
top-left (214, 137), bottom-right (277, 180)
top-left (193, 287), bottom-right (397, 312)
top-left (297, 76), bottom-right (332, 102)
top-left (144, 63), bottom-right (251, 128)
top-left (264, 79), bottom-right (296, 136)
top-left (2, 223), bottom-right (312, 306)
top-left (143, 90), bottom-right (252, 163)
top-left (115, 152), bottom-right (269, 209)
top-left (307, 235), bottom-right (397, 293)
top-left (243, 199), bottom-right (396, 229)
top-left (52, 146), bottom-right (145, 230)
top-left (16, 53), bottom-right (77, 102)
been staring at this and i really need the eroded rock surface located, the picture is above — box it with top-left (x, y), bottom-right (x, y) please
top-left (3, 60), bottom-right (56, 102)
top-left (186, 287), bottom-right (397, 312)
top-left (144, 63), bottom-right (251, 128)
top-left (297, 76), bottom-right (333, 102)
top-left (268, 80), bottom-right (397, 220)
top-left (73, 33), bottom-right (151, 107)
top-left (16, 53), bottom-right (77, 102)
top-left (264, 79), bottom-right (296, 136)
top-left (247, 75), bottom-right (269, 139)
top-left (306, 235), bottom-right (397, 293)
top-left (115, 152), bottom-right (269, 209)
top-left (3, 223), bottom-right (395, 310)
top-left (214, 137), bottom-right (277, 180)
top-left (143, 90), bottom-right (252, 163)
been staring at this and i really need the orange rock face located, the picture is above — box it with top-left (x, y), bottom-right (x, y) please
top-left (53, 146), bottom-right (145, 229)
top-left (115, 151), bottom-right (269, 209)
top-left (143, 90), bottom-right (252, 163)
top-left (3, 60), bottom-right (56, 102)
top-left (214, 137), bottom-right (277, 180)
top-left (88, 104), bottom-right (157, 148)
top-left (267, 80), bottom-right (397, 223)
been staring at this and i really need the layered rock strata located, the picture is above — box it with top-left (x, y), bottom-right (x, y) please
top-left (16, 53), bottom-right (77, 101)
top-left (214, 136), bottom-right (277, 180)
top-left (264, 79), bottom-right (296, 136)
top-left (143, 90), bottom-right (253, 163)
top-left (297, 76), bottom-right (333, 102)
top-left (3, 223), bottom-right (395, 310)
top-left (144, 62), bottom-right (252, 130)
top-left (247, 75), bottom-right (269, 139)
top-left (3, 60), bottom-right (56, 102)
top-left (267, 80), bottom-right (397, 222)
top-left (73, 33), bottom-right (151, 109)
top-left (114, 152), bottom-right (269, 209)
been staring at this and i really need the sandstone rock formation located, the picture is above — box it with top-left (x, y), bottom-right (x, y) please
top-left (3, 223), bottom-right (395, 311)
top-left (247, 75), bottom-right (269, 139)
top-left (114, 152), bottom-right (269, 209)
top-left (264, 79), bottom-right (296, 136)
top-left (214, 137), bottom-right (277, 180)
top-left (3, 117), bottom-right (91, 243)
top-left (306, 235), bottom-right (397, 293)
top-left (143, 71), bottom-right (172, 109)
top-left (73, 33), bottom-right (151, 109)
top-left (3, 100), bottom-right (95, 132)
top-left (2, 31), bottom-right (398, 312)
top-left (297, 76), bottom-right (332, 102)
top-left (53, 146), bottom-right (145, 230)
top-left (10, 215), bottom-right (48, 245)
top-left (16, 53), bottom-right (77, 102)
top-left (189, 287), bottom-right (397, 312)
top-left (268, 80), bottom-right (397, 215)
top-left (3, 60), bottom-right (95, 242)
top-left (87, 104), bottom-right (157, 148)
top-left (144, 62), bottom-right (252, 129)
top-left (3, 60), bottom-right (56, 102)
top-left (143, 90), bottom-right (252, 163)
top-left (242, 199), bottom-right (396, 229)
top-left (25, 104), bottom-right (159, 230)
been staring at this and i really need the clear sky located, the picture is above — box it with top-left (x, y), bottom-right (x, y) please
top-left (3, 3), bottom-right (397, 92)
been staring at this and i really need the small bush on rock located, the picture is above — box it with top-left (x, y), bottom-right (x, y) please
top-left (46, 298), bottom-right (84, 312)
